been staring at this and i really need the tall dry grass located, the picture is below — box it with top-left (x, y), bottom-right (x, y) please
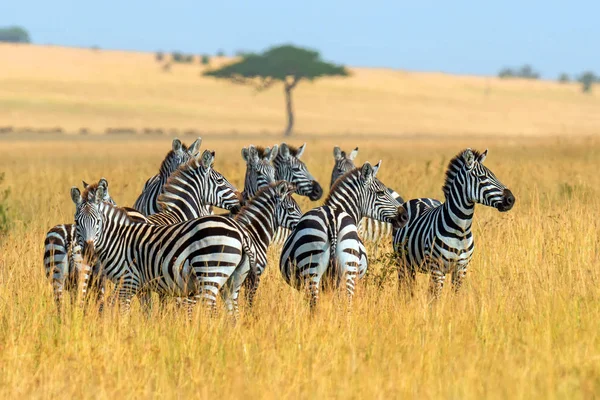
top-left (0, 136), bottom-right (598, 398)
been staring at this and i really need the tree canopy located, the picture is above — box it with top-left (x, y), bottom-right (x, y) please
top-left (0, 26), bottom-right (31, 43)
top-left (203, 44), bottom-right (349, 136)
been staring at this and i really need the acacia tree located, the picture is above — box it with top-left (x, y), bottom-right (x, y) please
top-left (203, 44), bottom-right (348, 136)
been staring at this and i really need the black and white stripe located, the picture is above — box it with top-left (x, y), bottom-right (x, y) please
top-left (241, 145), bottom-right (278, 201)
top-left (392, 148), bottom-right (515, 299)
top-left (133, 137), bottom-right (201, 215)
top-left (280, 161), bottom-right (408, 310)
top-left (271, 142), bottom-right (323, 245)
top-left (73, 181), bottom-right (300, 319)
top-left (330, 145), bottom-right (404, 244)
top-left (43, 179), bottom-right (118, 311)
top-left (74, 150), bottom-right (243, 312)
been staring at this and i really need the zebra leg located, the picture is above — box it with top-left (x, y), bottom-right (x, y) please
top-left (335, 225), bottom-right (362, 311)
top-left (221, 256), bottom-right (251, 322)
top-left (428, 266), bottom-right (446, 300)
top-left (451, 266), bottom-right (468, 293)
top-left (138, 291), bottom-right (153, 317)
top-left (302, 247), bottom-right (331, 312)
top-left (243, 270), bottom-right (261, 309)
top-left (116, 276), bottom-right (139, 315)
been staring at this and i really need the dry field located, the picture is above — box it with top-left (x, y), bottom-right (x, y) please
top-left (0, 135), bottom-right (599, 398)
top-left (1, 44), bottom-right (600, 136)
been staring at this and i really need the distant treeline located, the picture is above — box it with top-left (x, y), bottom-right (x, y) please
top-left (0, 126), bottom-right (204, 136)
top-left (498, 64), bottom-right (599, 93)
top-left (0, 26), bottom-right (30, 43)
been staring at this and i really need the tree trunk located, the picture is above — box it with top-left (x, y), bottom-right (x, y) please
top-left (284, 84), bottom-right (294, 137)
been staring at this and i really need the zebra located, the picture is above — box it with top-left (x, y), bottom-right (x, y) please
top-left (133, 137), bottom-right (201, 215)
top-left (75, 150), bottom-right (244, 311)
top-left (240, 144), bottom-right (278, 201)
top-left (43, 178), bottom-right (117, 311)
top-left (330, 145), bottom-right (405, 244)
top-left (280, 161), bottom-right (408, 310)
top-left (271, 142), bottom-right (323, 246)
top-left (392, 148), bottom-right (515, 299)
top-left (72, 181), bottom-right (300, 319)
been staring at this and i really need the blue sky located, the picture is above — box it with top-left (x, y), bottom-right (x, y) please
top-left (2, 0), bottom-right (598, 79)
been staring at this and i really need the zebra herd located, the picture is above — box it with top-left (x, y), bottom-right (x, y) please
top-left (43, 138), bottom-right (515, 318)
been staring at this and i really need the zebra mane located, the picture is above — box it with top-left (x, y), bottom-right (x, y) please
top-left (156, 156), bottom-right (202, 211)
top-left (101, 202), bottom-right (138, 224)
top-left (80, 182), bottom-right (101, 201)
top-left (325, 168), bottom-right (360, 203)
top-left (442, 148), bottom-right (484, 197)
top-left (233, 184), bottom-right (277, 223)
top-left (159, 142), bottom-right (190, 170)
top-left (286, 145), bottom-right (301, 157)
top-left (255, 146), bottom-right (270, 159)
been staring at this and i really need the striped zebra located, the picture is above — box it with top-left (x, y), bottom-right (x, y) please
top-left (392, 148), bottom-right (515, 299)
top-left (280, 161), bottom-right (408, 310)
top-left (44, 179), bottom-right (116, 311)
top-left (241, 144), bottom-right (278, 201)
top-left (330, 146), bottom-right (404, 243)
top-left (271, 142), bottom-right (323, 245)
top-left (44, 179), bottom-right (149, 312)
top-left (133, 137), bottom-right (201, 215)
top-left (76, 150), bottom-right (244, 311)
top-left (73, 181), bottom-right (300, 319)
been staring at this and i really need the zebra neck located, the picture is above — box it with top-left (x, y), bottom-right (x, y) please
top-left (325, 189), bottom-right (361, 223)
top-left (158, 156), bottom-right (179, 182)
top-left (442, 188), bottom-right (475, 232)
top-left (235, 201), bottom-right (276, 251)
top-left (159, 173), bottom-right (209, 219)
top-left (96, 205), bottom-right (134, 260)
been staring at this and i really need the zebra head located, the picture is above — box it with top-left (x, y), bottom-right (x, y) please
top-left (274, 143), bottom-right (323, 201)
top-left (331, 146), bottom-right (358, 188)
top-left (272, 181), bottom-right (303, 230)
top-left (159, 149), bottom-right (244, 214)
top-left (443, 148), bottom-right (515, 212)
top-left (71, 178), bottom-right (109, 256)
top-left (160, 137), bottom-right (202, 177)
top-left (358, 161), bottom-right (408, 228)
top-left (241, 144), bottom-right (278, 200)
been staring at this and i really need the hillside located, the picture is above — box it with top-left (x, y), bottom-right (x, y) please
top-left (1, 44), bottom-right (598, 136)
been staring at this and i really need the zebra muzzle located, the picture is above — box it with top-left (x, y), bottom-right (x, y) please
top-left (391, 206), bottom-right (409, 229)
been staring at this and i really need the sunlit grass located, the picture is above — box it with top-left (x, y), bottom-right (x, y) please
top-left (0, 136), bottom-right (598, 398)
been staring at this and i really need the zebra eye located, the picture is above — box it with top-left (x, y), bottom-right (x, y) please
top-left (376, 190), bottom-right (386, 196)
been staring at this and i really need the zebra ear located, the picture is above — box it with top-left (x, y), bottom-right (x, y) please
top-left (248, 145), bottom-right (259, 164)
top-left (372, 160), bottom-right (381, 178)
top-left (268, 145), bottom-right (279, 162)
top-left (98, 177), bottom-right (108, 189)
top-left (241, 147), bottom-right (250, 162)
top-left (82, 180), bottom-right (90, 188)
top-left (187, 138), bottom-right (202, 155)
top-left (296, 143), bottom-right (306, 159)
top-left (463, 149), bottom-right (475, 169)
top-left (349, 147), bottom-right (359, 160)
top-left (477, 149), bottom-right (488, 164)
top-left (200, 149), bottom-right (215, 169)
top-left (360, 162), bottom-right (374, 184)
top-left (172, 138), bottom-right (183, 152)
top-left (95, 184), bottom-right (106, 202)
top-left (280, 143), bottom-right (290, 159)
top-left (333, 146), bottom-right (342, 160)
top-left (71, 187), bottom-right (82, 205)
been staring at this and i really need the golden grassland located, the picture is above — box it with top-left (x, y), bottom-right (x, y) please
top-left (1, 43), bottom-right (600, 136)
top-left (0, 135), bottom-right (598, 398)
